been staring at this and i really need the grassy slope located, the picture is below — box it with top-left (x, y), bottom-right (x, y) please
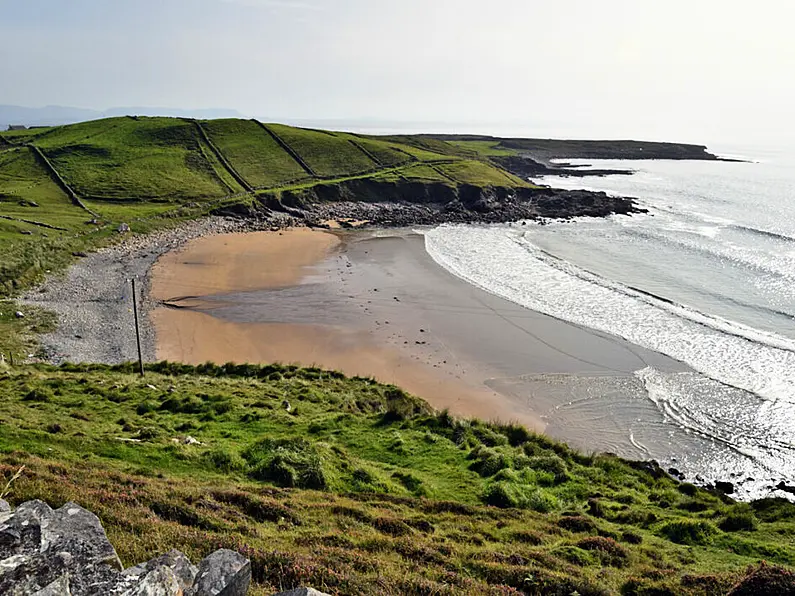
top-left (265, 124), bottom-right (380, 178)
top-left (202, 119), bottom-right (311, 189)
top-left (31, 117), bottom-right (229, 201)
top-left (0, 362), bottom-right (792, 595)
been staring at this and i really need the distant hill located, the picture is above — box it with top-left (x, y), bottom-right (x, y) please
top-left (0, 105), bottom-right (245, 129)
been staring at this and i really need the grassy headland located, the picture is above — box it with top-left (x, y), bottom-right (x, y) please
top-left (1, 362), bottom-right (794, 595)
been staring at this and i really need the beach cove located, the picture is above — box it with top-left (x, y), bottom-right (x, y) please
top-left (148, 227), bottom-right (687, 445)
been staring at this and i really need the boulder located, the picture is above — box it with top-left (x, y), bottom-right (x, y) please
top-left (124, 549), bottom-right (198, 592)
top-left (190, 549), bottom-right (251, 596)
top-left (0, 501), bottom-right (251, 595)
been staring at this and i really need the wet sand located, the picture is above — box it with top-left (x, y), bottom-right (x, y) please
top-left (151, 228), bottom-right (687, 433)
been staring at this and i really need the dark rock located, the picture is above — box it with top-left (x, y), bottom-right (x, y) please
top-left (31, 574), bottom-right (71, 595)
top-left (715, 481), bottom-right (735, 494)
top-left (776, 481), bottom-right (795, 495)
top-left (216, 177), bottom-right (645, 231)
top-left (190, 549), bottom-right (251, 596)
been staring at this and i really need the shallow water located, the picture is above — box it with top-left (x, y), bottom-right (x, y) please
top-left (424, 146), bottom-right (795, 500)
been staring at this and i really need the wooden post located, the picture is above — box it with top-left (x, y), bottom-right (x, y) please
top-left (131, 278), bottom-right (144, 377)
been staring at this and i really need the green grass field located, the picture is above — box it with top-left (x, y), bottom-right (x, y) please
top-left (0, 362), bottom-right (792, 595)
top-left (201, 119), bottom-right (312, 189)
top-left (266, 124), bottom-right (380, 178)
top-left (29, 118), bottom-right (229, 201)
top-left (449, 140), bottom-right (520, 157)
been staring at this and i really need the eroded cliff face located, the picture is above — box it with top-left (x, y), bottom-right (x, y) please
top-left (214, 179), bottom-right (644, 227)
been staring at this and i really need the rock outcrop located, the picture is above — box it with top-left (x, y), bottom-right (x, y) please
top-left (213, 179), bottom-right (645, 229)
top-left (0, 499), bottom-right (251, 595)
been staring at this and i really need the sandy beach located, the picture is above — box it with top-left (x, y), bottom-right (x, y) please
top-left (150, 228), bottom-right (687, 434)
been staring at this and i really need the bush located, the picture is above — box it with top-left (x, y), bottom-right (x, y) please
top-left (483, 481), bottom-right (559, 512)
top-left (392, 471), bottom-right (425, 495)
top-left (577, 536), bottom-right (629, 567)
top-left (468, 446), bottom-right (510, 477)
top-left (483, 481), bottom-right (522, 508)
top-left (552, 545), bottom-right (596, 566)
top-left (523, 455), bottom-right (570, 484)
top-left (204, 447), bottom-right (245, 473)
top-left (558, 515), bottom-right (598, 534)
top-left (720, 510), bottom-right (759, 532)
top-left (136, 401), bottom-right (157, 415)
top-left (382, 386), bottom-right (422, 422)
top-left (243, 438), bottom-right (327, 490)
top-left (728, 562), bottom-right (795, 596)
top-left (527, 488), bottom-right (558, 513)
top-left (500, 423), bottom-right (533, 447)
top-left (23, 386), bottom-right (52, 402)
top-left (657, 518), bottom-right (718, 545)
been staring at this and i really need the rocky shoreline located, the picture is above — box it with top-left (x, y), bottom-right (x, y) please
top-left (22, 217), bottom-right (252, 365)
top-left (23, 181), bottom-right (645, 366)
top-left (215, 180), bottom-right (646, 227)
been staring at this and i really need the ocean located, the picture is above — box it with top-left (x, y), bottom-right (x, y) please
top-left (424, 144), bottom-right (795, 500)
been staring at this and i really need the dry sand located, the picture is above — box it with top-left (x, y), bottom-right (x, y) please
top-left (151, 228), bottom-right (686, 433)
top-left (150, 228), bottom-right (341, 299)
top-left (151, 229), bottom-right (540, 428)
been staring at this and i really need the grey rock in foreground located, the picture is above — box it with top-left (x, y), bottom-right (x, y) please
top-left (0, 499), bottom-right (250, 595)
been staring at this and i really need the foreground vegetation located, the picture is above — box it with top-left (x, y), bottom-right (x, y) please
top-left (0, 362), bottom-right (793, 595)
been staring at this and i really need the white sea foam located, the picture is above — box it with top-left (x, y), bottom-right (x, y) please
top-left (424, 225), bottom-right (795, 405)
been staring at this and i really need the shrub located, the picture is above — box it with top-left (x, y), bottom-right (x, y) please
top-left (469, 446), bottom-right (510, 477)
top-left (558, 515), bottom-right (598, 534)
top-left (500, 423), bottom-right (533, 447)
top-left (523, 455), bottom-right (570, 484)
top-left (373, 517), bottom-right (412, 537)
top-left (728, 562), bottom-right (795, 596)
top-left (751, 497), bottom-right (795, 522)
top-left (720, 510), bottom-right (759, 532)
top-left (622, 531), bottom-right (643, 544)
top-left (382, 386), bottom-right (421, 421)
top-left (657, 519), bottom-right (718, 545)
top-left (577, 536), bottom-right (629, 567)
top-left (527, 488), bottom-right (558, 513)
top-left (23, 387), bottom-right (52, 402)
top-left (243, 438), bottom-right (327, 490)
top-left (552, 545), bottom-right (596, 566)
top-left (471, 424), bottom-right (510, 447)
top-left (392, 471), bottom-right (425, 495)
top-left (203, 447), bottom-right (245, 473)
top-left (677, 482), bottom-right (698, 496)
top-left (136, 401), bottom-right (157, 415)
top-left (134, 427), bottom-right (161, 441)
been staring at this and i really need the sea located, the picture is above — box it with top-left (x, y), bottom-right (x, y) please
top-left (422, 143), bottom-right (795, 500)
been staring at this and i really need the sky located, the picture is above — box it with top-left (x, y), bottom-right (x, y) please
top-left (1, 0), bottom-right (794, 144)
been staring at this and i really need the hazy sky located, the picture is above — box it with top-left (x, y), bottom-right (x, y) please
top-left (1, 0), bottom-right (793, 143)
